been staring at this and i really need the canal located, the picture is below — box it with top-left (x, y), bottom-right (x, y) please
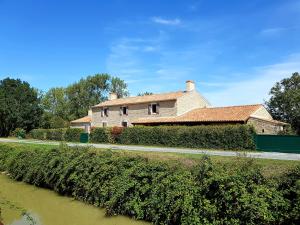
top-left (0, 175), bottom-right (149, 225)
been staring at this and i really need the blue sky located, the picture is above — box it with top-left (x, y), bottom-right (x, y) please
top-left (1, 0), bottom-right (300, 106)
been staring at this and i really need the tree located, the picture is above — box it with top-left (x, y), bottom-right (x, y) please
top-left (66, 74), bottom-right (111, 119)
top-left (40, 87), bottom-right (70, 128)
top-left (138, 92), bottom-right (153, 96)
top-left (110, 77), bottom-right (129, 98)
top-left (0, 78), bottom-right (42, 136)
top-left (66, 74), bottom-right (129, 119)
top-left (266, 72), bottom-right (300, 134)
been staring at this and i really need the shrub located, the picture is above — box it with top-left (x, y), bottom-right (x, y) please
top-left (64, 128), bottom-right (83, 142)
top-left (45, 128), bottom-right (66, 141)
top-left (90, 128), bottom-right (110, 143)
top-left (29, 129), bottom-right (47, 140)
top-left (11, 128), bottom-right (26, 139)
top-left (118, 125), bottom-right (256, 150)
top-left (0, 144), bottom-right (298, 224)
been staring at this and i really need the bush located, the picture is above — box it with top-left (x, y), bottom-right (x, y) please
top-left (64, 128), bottom-right (83, 142)
top-left (118, 125), bottom-right (256, 150)
top-left (0, 144), bottom-right (298, 224)
top-left (31, 125), bottom-right (256, 150)
top-left (90, 128), bottom-right (110, 143)
top-left (45, 128), bottom-right (65, 141)
top-left (29, 129), bottom-right (47, 140)
top-left (30, 128), bottom-right (85, 142)
top-left (11, 128), bottom-right (26, 139)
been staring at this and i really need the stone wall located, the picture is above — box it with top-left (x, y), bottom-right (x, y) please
top-left (70, 122), bottom-right (90, 133)
top-left (92, 100), bottom-right (177, 127)
top-left (247, 117), bottom-right (283, 134)
top-left (251, 106), bottom-right (273, 120)
top-left (176, 90), bottom-right (211, 116)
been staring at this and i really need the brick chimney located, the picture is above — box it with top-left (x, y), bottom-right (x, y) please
top-left (109, 93), bottom-right (118, 100)
top-left (186, 80), bottom-right (195, 92)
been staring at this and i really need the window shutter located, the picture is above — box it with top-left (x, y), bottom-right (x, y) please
top-left (101, 108), bottom-right (103, 117)
top-left (148, 104), bottom-right (151, 115)
top-left (157, 103), bottom-right (160, 114)
top-left (106, 108), bottom-right (109, 116)
top-left (126, 106), bottom-right (129, 115)
top-left (120, 107), bottom-right (122, 115)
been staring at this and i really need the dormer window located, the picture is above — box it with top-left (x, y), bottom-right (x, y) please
top-left (120, 106), bottom-right (128, 115)
top-left (148, 103), bottom-right (159, 115)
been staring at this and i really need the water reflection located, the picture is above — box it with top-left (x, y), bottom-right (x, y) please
top-left (0, 175), bottom-right (149, 225)
top-left (7, 212), bottom-right (40, 225)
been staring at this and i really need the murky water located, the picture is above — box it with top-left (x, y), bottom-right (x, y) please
top-left (0, 175), bottom-right (149, 225)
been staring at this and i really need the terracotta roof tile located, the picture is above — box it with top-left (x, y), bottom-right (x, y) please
top-left (70, 116), bottom-right (91, 124)
top-left (132, 104), bottom-right (263, 124)
top-left (93, 91), bottom-right (185, 107)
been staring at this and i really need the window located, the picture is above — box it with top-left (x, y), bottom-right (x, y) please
top-left (120, 106), bottom-right (128, 115)
top-left (104, 108), bottom-right (109, 117)
top-left (122, 121), bottom-right (128, 127)
top-left (102, 122), bottom-right (107, 127)
top-left (148, 103), bottom-right (159, 115)
top-left (152, 104), bottom-right (157, 114)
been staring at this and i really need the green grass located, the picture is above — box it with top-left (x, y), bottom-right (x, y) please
top-left (1, 141), bottom-right (299, 178)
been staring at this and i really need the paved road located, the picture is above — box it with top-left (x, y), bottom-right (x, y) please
top-left (0, 138), bottom-right (299, 161)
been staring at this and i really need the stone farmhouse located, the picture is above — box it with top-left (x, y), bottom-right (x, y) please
top-left (70, 80), bottom-right (287, 134)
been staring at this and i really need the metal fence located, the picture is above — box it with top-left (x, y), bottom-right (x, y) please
top-left (255, 135), bottom-right (300, 153)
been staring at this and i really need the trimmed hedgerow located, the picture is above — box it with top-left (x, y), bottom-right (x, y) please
top-left (0, 144), bottom-right (299, 225)
top-left (64, 128), bottom-right (83, 142)
top-left (29, 128), bottom-right (84, 142)
top-left (103, 125), bottom-right (255, 150)
top-left (90, 128), bottom-right (110, 143)
top-left (31, 125), bottom-right (256, 150)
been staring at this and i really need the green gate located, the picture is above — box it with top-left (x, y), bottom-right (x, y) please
top-left (255, 135), bottom-right (300, 153)
top-left (80, 133), bottom-right (89, 143)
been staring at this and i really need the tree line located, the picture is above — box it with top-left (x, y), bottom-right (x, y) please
top-left (0, 74), bottom-right (128, 136)
top-left (0, 72), bottom-right (300, 137)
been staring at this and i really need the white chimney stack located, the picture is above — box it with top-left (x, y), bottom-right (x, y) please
top-left (186, 80), bottom-right (195, 92)
top-left (109, 93), bottom-right (118, 100)
top-left (88, 109), bottom-right (92, 116)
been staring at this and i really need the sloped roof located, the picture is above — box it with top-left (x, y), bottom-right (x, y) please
top-left (70, 116), bottom-right (91, 124)
top-left (132, 104), bottom-right (263, 124)
top-left (93, 91), bottom-right (185, 107)
top-left (249, 116), bottom-right (288, 125)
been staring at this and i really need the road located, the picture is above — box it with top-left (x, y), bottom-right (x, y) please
top-left (0, 138), bottom-right (299, 161)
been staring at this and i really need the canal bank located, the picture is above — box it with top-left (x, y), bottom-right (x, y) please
top-left (0, 175), bottom-right (149, 225)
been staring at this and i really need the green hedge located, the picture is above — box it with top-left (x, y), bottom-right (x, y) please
top-left (90, 128), bottom-right (110, 143)
top-left (90, 125), bottom-right (256, 150)
top-left (30, 125), bottom-right (256, 150)
top-left (64, 128), bottom-right (83, 142)
top-left (0, 144), bottom-right (299, 224)
top-left (29, 128), bottom-right (84, 142)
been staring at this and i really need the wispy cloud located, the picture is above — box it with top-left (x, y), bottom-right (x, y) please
top-left (260, 27), bottom-right (287, 36)
top-left (204, 53), bottom-right (300, 106)
top-left (151, 17), bottom-right (181, 25)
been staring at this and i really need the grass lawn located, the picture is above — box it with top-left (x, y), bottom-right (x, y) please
top-left (1, 142), bottom-right (299, 178)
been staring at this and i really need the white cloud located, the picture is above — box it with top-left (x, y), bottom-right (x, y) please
top-left (260, 27), bottom-right (287, 36)
top-left (203, 53), bottom-right (300, 106)
top-left (151, 17), bottom-right (181, 25)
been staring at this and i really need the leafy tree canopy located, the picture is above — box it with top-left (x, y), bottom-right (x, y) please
top-left (41, 74), bottom-right (129, 127)
top-left (0, 78), bottom-right (42, 136)
top-left (266, 72), bottom-right (300, 134)
top-left (137, 92), bottom-right (153, 96)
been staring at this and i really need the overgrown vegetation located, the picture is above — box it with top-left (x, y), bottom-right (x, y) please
top-left (0, 143), bottom-right (299, 225)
